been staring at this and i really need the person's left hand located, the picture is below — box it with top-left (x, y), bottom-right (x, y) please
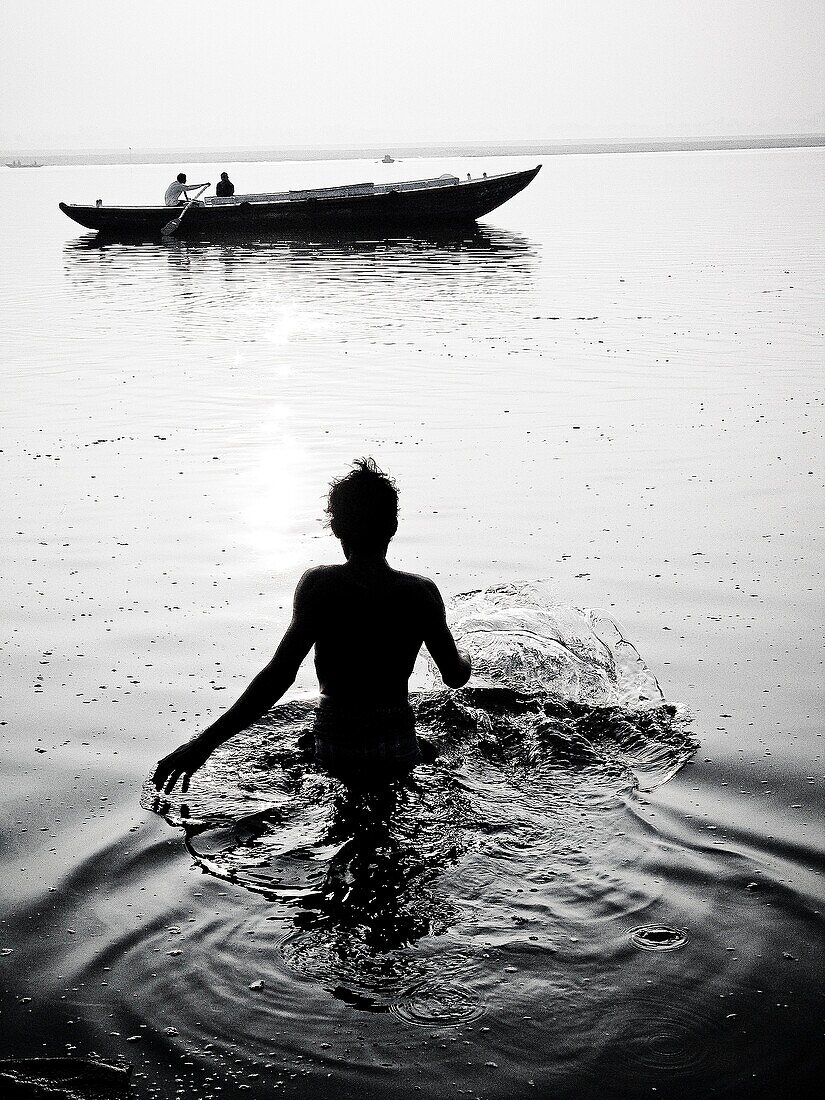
top-left (152, 737), bottom-right (215, 794)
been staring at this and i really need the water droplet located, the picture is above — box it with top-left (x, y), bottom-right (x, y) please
top-left (630, 926), bottom-right (688, 951)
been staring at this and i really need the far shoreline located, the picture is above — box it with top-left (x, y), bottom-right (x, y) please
top-left (2, 133), bottom-right (823, 169)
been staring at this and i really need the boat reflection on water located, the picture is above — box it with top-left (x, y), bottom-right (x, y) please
top-left (62, 224), bottom-right (538, 350)
top-left (62, 221), bottom-right (535, 259)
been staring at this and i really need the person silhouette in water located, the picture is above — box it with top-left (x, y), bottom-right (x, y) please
top-left (152, 458), bottom-right (471, 793)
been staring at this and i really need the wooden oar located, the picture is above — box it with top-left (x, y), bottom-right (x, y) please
top-left (161, 183), bottom-right (210, 237)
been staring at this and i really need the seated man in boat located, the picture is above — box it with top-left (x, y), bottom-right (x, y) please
top-left (164, 172), bottom-right (210, 207)
top-left (215, 171), bottom-right (235, 198)
top-left (152, 458), bottom-right (472, 792)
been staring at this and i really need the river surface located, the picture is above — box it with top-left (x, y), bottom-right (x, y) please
top-left (0, 149), bottom-right (823, 1098)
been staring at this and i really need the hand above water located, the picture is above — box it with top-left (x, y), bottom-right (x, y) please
top-left (150, 622), bottom-right (311, 794)
top-left (152, 735), bottom-right (216, 794)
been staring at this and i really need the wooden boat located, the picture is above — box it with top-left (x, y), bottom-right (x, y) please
top-left (59, 166), bottom-right (541, 236)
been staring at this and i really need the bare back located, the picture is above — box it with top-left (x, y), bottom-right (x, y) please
top-left (295, 562), bottom-right (467, 706)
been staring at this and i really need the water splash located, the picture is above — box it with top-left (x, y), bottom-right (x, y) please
top-left (143, 584), bottom-right (696, 1018)
top-left (419, 584), bottom-right (665, 706)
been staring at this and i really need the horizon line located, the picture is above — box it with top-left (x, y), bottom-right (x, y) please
top-left (2, 132), bottom-right (824, 158)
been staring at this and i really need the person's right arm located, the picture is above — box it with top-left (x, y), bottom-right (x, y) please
top-left (422, 581), bottom-right (472, 688)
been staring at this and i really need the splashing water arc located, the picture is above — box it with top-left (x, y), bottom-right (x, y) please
top-left (420, 584), bottom-right (666, 705)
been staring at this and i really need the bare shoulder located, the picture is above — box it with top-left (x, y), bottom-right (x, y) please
top-left (298, 564), bottom-right (343, 583)
top-left (294, 564), bottom-right (343, 599)
top-left (391, 568), bottom-right (445, 609)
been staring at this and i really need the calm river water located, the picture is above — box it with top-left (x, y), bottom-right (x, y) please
top-left (1, 149), bottom-right (823, 1098)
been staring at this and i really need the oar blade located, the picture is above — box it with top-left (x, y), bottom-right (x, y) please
top-left (161, 215), bottom-right (182, 236)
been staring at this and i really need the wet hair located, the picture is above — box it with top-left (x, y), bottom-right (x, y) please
top-left (220, 172), bottom-right (229, 180)
top-left (177, 172), bottom-right (186, 183)
top-left (326, 458), bottom-right (399, 552)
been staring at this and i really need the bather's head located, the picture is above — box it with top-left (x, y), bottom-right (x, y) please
top-left (177, 172), bottom-right (186, 183)
top-left (326, 457), bottom-right (398, 556)
top-left (220, 172), bottom-right (229, 181)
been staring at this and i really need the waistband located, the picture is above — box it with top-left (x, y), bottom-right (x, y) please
top-left (315, 698), bottom-right (415, 728)
top-left (313, 699), bottom-right (420, 774)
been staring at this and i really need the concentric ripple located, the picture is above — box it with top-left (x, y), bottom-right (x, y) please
top-left (597, 996), bottom-right (711, 1081)
top-left (390, 981), bottom-right (486, 1027)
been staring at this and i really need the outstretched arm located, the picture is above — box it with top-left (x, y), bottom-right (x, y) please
top-left (152, 575), bottom-right (316, 793)
top-left (422, 582), bottom-right (472, 689)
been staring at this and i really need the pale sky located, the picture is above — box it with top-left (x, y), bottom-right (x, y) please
top-left (1, 0), bottom-right (822, 151)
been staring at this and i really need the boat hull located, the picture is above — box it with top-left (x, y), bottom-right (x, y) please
top-left (59, 166), bottom-right (540, 237)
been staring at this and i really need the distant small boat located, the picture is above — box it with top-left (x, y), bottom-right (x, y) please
top-left (59, 166), bottom-right (542, 237)
top-left (381, 154), bottom-right (395, 164)
top-left (6, 159), bottom-right (43, 168)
